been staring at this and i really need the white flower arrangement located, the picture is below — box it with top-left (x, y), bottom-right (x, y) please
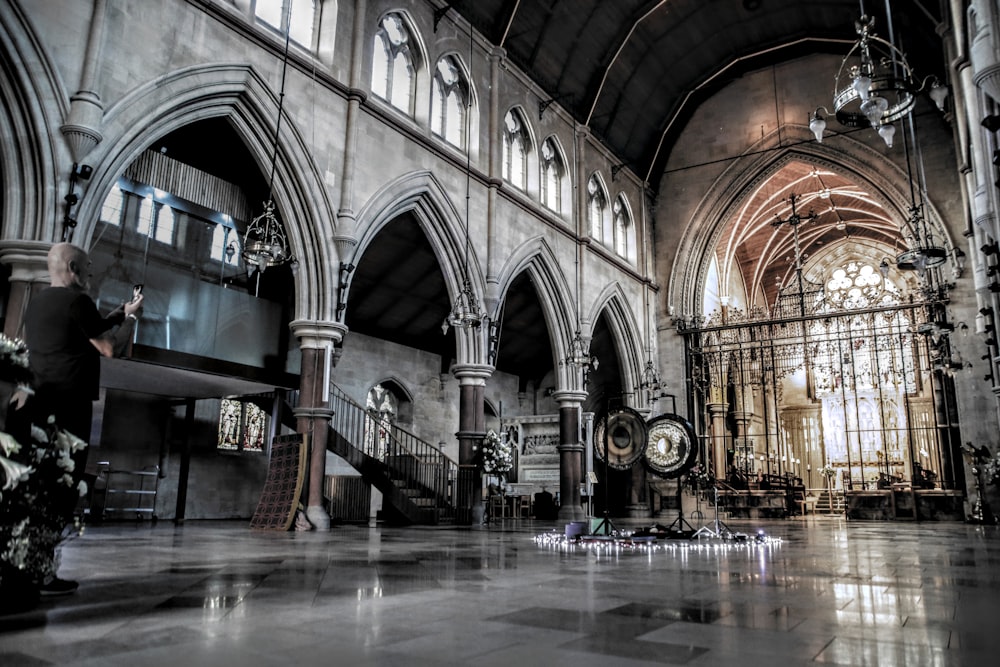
top-left (479, 429), bottom-right (513, 480)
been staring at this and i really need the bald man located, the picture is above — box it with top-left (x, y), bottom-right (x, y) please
top-left (18, 242), bottom-right (143, 595)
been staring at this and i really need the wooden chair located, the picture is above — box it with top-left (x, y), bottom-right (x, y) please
top-left (489, 494), bottom-right (510, 519)
top-left (516, 495), bottom-right (532, 518)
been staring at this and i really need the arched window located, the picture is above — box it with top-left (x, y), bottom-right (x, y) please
top-left (432, 55), bottom-right (468, 148)
top-left (503, 109), bottom-right (530, 190)
top-left (613, 195), bottom-right (634, 261)
top-left (541, 137), bottom-right (564, 213)
top-left (137, 196), bottom-right (176, 245)
top-left (100, 184), bottom-right (124, 226)
top-left (365, 383), bottom-right (399, 460)
top-left (587, 175), bottom-right (607, 242)
top-left (372, 13), bottom-right (416, 115)
top-left (255, 0), bottom-right (316, 47)
top-left (210, 224), bottom-right (241, 265)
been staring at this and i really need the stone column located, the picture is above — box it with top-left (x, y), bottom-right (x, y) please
top-left (289, 319), bottom-right (346, 531)
top-left (554, 389), bottom-right (588, 522)
top-left (0, 241), bottom-right (52, 338)
top-left (453, 364), bottom-right (491, 524)
top-left (707, 403), bottom-right (729, 481)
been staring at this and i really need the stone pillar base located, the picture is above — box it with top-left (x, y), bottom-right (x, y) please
top-left (306, 505), bottom-right (330, 531)
top-left (556, 503), bottom-right (587, 522)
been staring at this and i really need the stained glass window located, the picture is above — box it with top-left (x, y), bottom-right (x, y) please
top-left (217, 398), bottom-right (268, 452)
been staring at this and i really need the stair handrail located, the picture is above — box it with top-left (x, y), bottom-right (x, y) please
top-left (326, 383), bottom-right (457, 520)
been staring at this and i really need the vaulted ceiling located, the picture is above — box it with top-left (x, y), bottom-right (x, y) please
top-left (449, 0), bottom-right (945, 187)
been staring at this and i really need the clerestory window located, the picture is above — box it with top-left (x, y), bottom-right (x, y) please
top-left (432, 55), bottom-right (468, 148)
top-left (372, 13), bottom-right (416, 115)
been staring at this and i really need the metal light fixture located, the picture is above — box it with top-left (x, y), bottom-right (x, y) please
top-left (243, 13), bottom-right (294, 279)
top-left (564, 330), bottom-right (599, 385)
top-left (442, 27), bottom-right (484, 334)
top-left (809, 10), bottom-right (946, 148)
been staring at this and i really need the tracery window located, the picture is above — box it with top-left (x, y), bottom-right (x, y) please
top-left (372, 13), bottom-right (416, 114)
top-left (432, 55), bottom-right (468, 148)
top-left (587, 175), bottom-right (607, 242)
top-left (613, 195), bottom-right (633, 260)
top-left (502, 109), bottom-right (529, 190)
top-left (540, 137), bottom-right (564, 213)
top-left (364, 383), bottom-right (398, 461)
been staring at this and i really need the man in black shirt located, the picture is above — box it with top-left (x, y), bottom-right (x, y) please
top-left (14, 242), bottom-right (143, 595)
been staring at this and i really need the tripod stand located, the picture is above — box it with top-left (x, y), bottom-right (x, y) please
top-left (666, 480), bottom-right (694, 534)
top-left (591, 423), bottom-right (616, 536)
top-left (692, 484), bottom-right (732, 538)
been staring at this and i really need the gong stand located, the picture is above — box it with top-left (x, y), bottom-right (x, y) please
top-left (692, 482), bottom-right (732, 538)
top-left (666, 479), bottom-right (695, 534)
top-left (591, 429), bottom-right (616, 536)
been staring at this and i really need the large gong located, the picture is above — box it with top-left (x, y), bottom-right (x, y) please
top-left (643, 413), bottom-right (697, 478)
top-left (593, 406), bottom-right (648, 470)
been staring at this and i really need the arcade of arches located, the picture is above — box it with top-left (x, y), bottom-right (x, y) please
top-left (2, 1), bottom-right (1000, 529)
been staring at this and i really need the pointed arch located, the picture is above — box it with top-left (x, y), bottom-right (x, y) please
top-left (0, 2), bottom-right (69, 244)
top-left (669, 125), bottom-right (959, 323)
top-left (352, 170), bottom-right (487, 364)
top-left (52, 63), bottom-right (337, 324)
top-left (588, 282), bottom-right (646, 407)
top-left (493, 235), bottom-right (580, 387)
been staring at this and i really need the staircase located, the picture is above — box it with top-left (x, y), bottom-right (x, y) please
top-left (813, 488), bottom-right (846, 514)
top-left (326, 384), bottom-right (457, 525)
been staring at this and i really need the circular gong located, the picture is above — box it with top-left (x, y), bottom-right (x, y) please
top-left (643, 413), bottom-right (697, 478)
top-left (593, 406), bottom-right (648, 470)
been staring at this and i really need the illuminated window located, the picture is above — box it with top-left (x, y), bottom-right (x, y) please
top-left (364, 383), bottom-right (397, 461)
top-left (541, 138), bottom-right (564, 213)
top-left (217, 398), bottom-right (268, 452)
top-left (432, 56), bottom-right (467, 148)
top-left (587, 175), bottom-right (607, 242)
top-left (255, 0), bottom-right (316, 47)
top-left (136, 197), bottom-right (175, 244)
top-left (503, 109), bottom-right (530, 190)
top-left (613, 195), bottom-right (633, 260)
top-left (372, 13), bottom-right (416, 114)
top-left (210, 224), bottom-right (241, 265)
top-left (99, 184), bottom-right (124, 226)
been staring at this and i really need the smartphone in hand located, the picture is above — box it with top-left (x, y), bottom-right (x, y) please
top-left (132, 284), bottom-right (144, 302)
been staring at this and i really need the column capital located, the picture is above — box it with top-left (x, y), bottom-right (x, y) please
top-left (289, 319), bottom-right (347, 349)
top-left (0, 240), bottom-right (52, 283)
top-left (293, 406), bottom-right (335, 420)
top-left (451, 363), bottom-right (493, 384)
top-left (552, 389), bottom-right (588, 407)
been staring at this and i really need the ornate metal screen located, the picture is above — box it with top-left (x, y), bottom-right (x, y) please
top-left (680, 261), bottom-right (963, 493)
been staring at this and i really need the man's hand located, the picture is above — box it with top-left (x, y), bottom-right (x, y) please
top-left (9, 387), bottom-right (29, 410)
top-left (124, 293), bottom-right (144, 318)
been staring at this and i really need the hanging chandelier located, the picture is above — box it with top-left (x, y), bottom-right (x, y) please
top-left (809, 13), bottom-right (947, 148)
top-left (243, 200), bottom-right (291, 272)
top-left (563, 330), bottom-right (599, 386)
top-left (243, 13), bottom-right (294, 274)
top-left (442, 26), bottom-right (484, 333)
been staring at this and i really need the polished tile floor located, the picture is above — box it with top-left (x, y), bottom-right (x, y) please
top-left (1, 515), bottom-right (999, 666)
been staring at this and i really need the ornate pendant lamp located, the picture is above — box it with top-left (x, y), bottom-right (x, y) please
top-left (809, 8), bottom-right (946, 148)
top-left (243, 14), bottom-right (294, 277)
top-left (443, 26), bottom-right (484, 333)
